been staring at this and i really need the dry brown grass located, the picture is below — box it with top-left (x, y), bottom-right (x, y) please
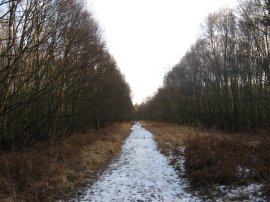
top-left (0, 122), bottom-right (133, 202)
top-left (142, 121), bottom-right (196, 156)
top-left (142, 121), bottom-right (270, 197)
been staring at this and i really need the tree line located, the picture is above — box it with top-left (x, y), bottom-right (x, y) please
top-left (0, 0), bottom-right (133, 148)
top-left (137, 0), bottom-right (270, 132)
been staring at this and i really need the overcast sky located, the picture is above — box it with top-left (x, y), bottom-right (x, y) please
top-left (88, 0), bottom-right (238, 104)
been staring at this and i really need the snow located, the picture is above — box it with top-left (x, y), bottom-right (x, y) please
top-left (168, 147), bottom-right (186, 178)
top-left (217, 184), bottom-right (266, 202)
top-left (74, 122), bottom-right (199, 202)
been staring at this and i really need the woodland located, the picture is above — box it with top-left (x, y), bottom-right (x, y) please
top-left (136, 0), bottom-right (270, 132)
top-left (0, 0), bottom-right (270, 200)
top-left (0, 0), bottom-right (133, 148)
top-left (1, 0), bottom-right (270, 149)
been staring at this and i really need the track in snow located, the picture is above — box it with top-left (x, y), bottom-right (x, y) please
top-left (75, 122), bottom-right (198, 202)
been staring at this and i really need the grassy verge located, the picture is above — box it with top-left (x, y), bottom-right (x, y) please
top-left (142, 121), bottom-right (270, 198)
top-left (0, 122), bottom-right (133, 202)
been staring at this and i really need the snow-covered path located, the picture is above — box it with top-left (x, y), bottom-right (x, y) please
top-left (75, 122), bottom-right (198, 202)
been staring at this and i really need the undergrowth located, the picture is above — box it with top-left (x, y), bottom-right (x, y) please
top-left (0, 122), bottom-right (132, 202)
top-left (143, 121), bottom-right (270, 198)
top-left (185, 134), bottom-right (270, 188)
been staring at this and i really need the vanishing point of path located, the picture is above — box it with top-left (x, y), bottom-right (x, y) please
top-left (75, 122), bottom-right (198, 202)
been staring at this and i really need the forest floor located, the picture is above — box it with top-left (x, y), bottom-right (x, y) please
top-left (143, 121), bottom-right (270, 201)
top-left (73, 122), bottom-right (269, 201)
top-left (1, 122), bottom-right (269, 201)
top-left (0, 122), bottom-right (132, 202)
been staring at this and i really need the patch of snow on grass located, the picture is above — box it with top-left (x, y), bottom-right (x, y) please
top-left (217, 183), bottom-right (266, 201)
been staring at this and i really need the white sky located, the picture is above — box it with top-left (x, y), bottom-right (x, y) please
top-left (88, 0), bottom-right (238, 104)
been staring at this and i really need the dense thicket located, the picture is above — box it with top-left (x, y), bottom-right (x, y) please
top-left (137, 0), bottom-right (270, 131)
top-left (0, 0), bottom-right (133, 148)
